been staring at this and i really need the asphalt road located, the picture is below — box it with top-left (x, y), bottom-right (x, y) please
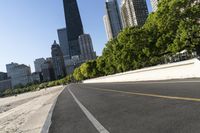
top-left (49, 80), bottom-right (200, 133)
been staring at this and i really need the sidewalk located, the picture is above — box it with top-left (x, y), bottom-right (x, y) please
top-left (0, 86), bottom-right (63, 133)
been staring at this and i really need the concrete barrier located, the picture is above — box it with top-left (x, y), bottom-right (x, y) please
top-left (83, 58), bottom-right (200, 83)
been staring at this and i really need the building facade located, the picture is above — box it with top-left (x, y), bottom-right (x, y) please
top-left (57, 28), bottom-right (70, 59)
top-left (0, 79), bottom-right (12, 92)
top-left (6, 63), bottom-right (31, 87)
top-left (63, 0), bottom-right (84, 57)
top-left (0, 72), bottom-right (7, 81)
top-left (34, 58), bottom-right (46, 73)
top-left (78, 34), bottom-right (96, 61)
top-left (121, 0), bottom-right (149, 28)
top-left (104, 0), bottom-right (122, 40)
top-left (0, 72), bottom-right (10, 92)
top-left (41, 58), bottom-right (55, 82)
top-left (51, 41), bottom-right (66, 79)
top-left (30, 72), bottom-right (42, 83)
top-left (6, 62), bottom-right (18, 78)
top-left (103, 15), bottom-right (113, 40)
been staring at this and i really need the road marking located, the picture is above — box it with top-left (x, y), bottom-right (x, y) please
top-left (84, 87), bottom-right (200, 102)
top-left (68, 89), bottom-right (110, 133)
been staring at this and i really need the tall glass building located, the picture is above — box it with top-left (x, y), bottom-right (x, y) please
top-left (78, 34), bottom-right (96, 61)
top-left (104, 0), bottom-right (122, 40)
top-left (57, 28), bottom-right (70, 59)
top-left (63, 0), bottom-right (84, 57)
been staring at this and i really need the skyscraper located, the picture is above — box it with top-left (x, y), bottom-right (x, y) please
top-left (63, 0), bottom-right (84, 57)
top-left (121, 0), bottom-right (149, 28)
top-left (57, 28), bottom-right (70, 59)
top-left (104, 0), bottom-right (122, 40)
top-left (103, 15), bottom-right (113, 40)
top-left (78, 34), bottom-right (96, 61)
top-left (51, 41), bottom-right (66, 79)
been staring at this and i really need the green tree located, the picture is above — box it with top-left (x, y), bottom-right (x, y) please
top-left (73, 67), bottom-right (85, 81)
top-left (71, 0), bottom-right (200, 81)
top-left (168, 2), bottom-right (200, 53)
top-left (80, 60), bottom-right (99, 79)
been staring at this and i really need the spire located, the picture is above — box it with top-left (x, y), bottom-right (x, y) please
top-left (53, 40), bottom-right (58, 45)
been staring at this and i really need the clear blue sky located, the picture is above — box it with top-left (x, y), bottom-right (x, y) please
top-left (0, 0), bottom-right (152, 72)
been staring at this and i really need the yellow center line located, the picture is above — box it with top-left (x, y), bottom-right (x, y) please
top-left (84, 87), bottom-right (200, 102)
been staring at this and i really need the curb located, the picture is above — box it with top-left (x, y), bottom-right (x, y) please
top-left (41, 87), bottom-right (65, 133)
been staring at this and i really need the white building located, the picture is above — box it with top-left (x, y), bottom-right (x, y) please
top-left (6, 63), bottom-right (31, 87)
top-left (104, 0), bottom-right (122, 40)
top-left (78, 34), bottom-right (96, 61)
top-left (6, 62), bottom-right (18, 78)
top-left (34, 58), bottom-right (46, 73)
top-left (121, 0), bottom-right (149, 28)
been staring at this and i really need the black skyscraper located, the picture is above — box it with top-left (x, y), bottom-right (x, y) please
top-left (63, 0), bottom-right (84, 57)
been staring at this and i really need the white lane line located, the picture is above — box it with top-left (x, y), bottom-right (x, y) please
top-left (68, 89), bottom-right (110, 133)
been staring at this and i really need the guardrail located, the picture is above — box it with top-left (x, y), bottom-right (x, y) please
top-left (83, 58), bottom-right (200, 83)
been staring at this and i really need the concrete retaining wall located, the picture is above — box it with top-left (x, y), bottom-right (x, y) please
top-left (83, 58), bottom-right (200, 83)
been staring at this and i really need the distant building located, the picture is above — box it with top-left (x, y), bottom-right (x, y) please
top-left (121, 0), bottom-right (149, 28)
top-left (51, 41), bottom-right (66, 79)
top-left (78, 34), bottom-right (96, 61)
top-left (0, 72), bottom-right (7, 81)
top-left (34, 58), bottom-right (46, 72)
top-left (57, 28), bottom-right (71, 68)
top-left (104, 0), bottom-right (122, 40)
top-left (150, 0), bottom-right (159, 12)
top-left (64, 58), bottom-right (76, 75)
top-left (6, 62), bottom-right (18, 78)
top-left (0, 79), bottom-right (12, 92)
top-left (41, 59), bottom-right (55, 82)
top-left (64, 55), bottom-right (86, 75)
top-left (63, 0), bottom-right (84, 57)
top-left (30, 72), bottom-right (42, 83)
top-left (46, 57), bottom-right (53, 63)
top-left (57, 28), bottom-right (70, 59)
top-left (6, 63), bottom-right (31, 87)
top-left (103, 15), bottom-right (113, 40)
